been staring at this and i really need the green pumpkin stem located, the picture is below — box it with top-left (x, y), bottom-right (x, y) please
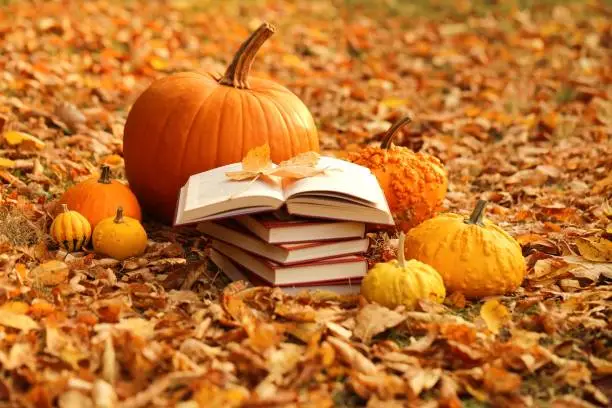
top-left (114, 207), bottom-right (124, 224)
top-left (380, 116), bottom-right (413, 149)
top-left (219, 22), bottom-right (276, 90)
top-left (397, 232), bottom-right (406, 267)
top-left (98, 165), bottom-right (112, 184)
top-left (61, 204), bottom-right (69, 213)
top-left (466, 200), bottom-right (488, 226)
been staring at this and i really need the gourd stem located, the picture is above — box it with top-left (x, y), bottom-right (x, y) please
top-left (397, 232), bottom-right (406, 267)
top-left (380, 116), bottom-right (413, 149)
top-left (218, 22), bottom-right (276, 90)
top-left (98, 165), bottom-right (111, 184)
top-left (114, 207), bottom-right (124, 224)
top-left (466, 200), bottom-right (487, 226)
top-left (61, 204), bottom-right (69, 213)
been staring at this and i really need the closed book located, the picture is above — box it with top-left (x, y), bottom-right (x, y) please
top-left (209, 249), bottom-right (362, 296)
top-left (197, 220), bottom-right (370, 265)
top-left (235, 212), bottom-right (365, 244)
top-left (211, 240), bottom-right (368, 286)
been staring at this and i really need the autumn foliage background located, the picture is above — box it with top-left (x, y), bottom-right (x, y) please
top-left (0, 0), bottom-right (611, 407)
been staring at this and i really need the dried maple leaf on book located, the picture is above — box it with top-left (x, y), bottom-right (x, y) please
top-left (225, 143), bottom-right (329, 181)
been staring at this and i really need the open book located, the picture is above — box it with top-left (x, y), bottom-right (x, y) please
top-left (173, 156), bottom-right (394, 226)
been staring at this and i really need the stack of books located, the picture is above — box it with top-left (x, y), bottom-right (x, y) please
top-left (173, 155), bottom-right (394, 294)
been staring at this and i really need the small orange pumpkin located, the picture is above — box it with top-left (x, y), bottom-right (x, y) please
top-left (347, 117), bottom-right (448, 231)
top-left (123, 22), bottom-right (319, 223)
top-left (58, 165), bottom-right (142, 229)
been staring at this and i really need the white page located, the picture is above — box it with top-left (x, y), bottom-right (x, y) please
top-left (183, 162), bottom-right (284, 212)
top-left (282, 156), bottom-right (383, 206)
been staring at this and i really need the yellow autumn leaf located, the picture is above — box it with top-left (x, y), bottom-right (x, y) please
top-left (381, 98), bottom-right (409, 108)
top-left (0, 157), bottom-right (15, 168)
top-left (575, 236), bottom-right (612, 262)
top-left (480, 299), bottom-right (510, 334)
top-left (3, 131), bottom-right (46, 150)
top-left (225, 144), bottom-right (326, 181)
top-left (0, 310), bottom-right (39, 332)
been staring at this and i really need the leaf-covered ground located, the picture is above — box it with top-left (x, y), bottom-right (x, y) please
top-left (0, 0), bottom-right (611, 407)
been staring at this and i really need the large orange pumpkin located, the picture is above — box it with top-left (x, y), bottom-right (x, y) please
top-left (58, 165), bottom-right (142, 229)
top-left (123, 22), bottom-right (319, 223)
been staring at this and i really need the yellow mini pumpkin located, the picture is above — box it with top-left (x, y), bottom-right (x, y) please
top-left (361, 232), bottom-right (446, 309)
top-left (347, 116), bottom-right (448, 232)
top-left (92, 207), bottom-right (148, 260)
top-left (50, 204), bottom-right (92, 252)
top-left (404, 200), bottom-right (526, 298)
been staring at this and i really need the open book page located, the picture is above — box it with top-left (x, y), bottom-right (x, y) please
top-left (282, 156), bottom-right (383, 206)
top-left (177, 162), bottom-right (285, 223)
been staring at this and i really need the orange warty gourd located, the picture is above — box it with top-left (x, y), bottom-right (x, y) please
top-left (123, 22), bottom-right (319, 223)
top-left (58, 165), bottom-right (142, 229)
top-left (347, 117), bottom-right (448, 232)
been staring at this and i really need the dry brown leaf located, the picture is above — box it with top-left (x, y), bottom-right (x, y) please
top-left (326, 337), bottom-right (377, 374)
top-left (564, 256), bottom-right (612, 281)
top-left (483, 366), bottom-right (521, 394)
top-left (31, 260), bottom-right (69, 286)
top-left (575, 236), bottom-right (612, 262)
top-left (353, 303), bottom-right (405, 344)
top-left (480, 299), bottom-right (510, 334)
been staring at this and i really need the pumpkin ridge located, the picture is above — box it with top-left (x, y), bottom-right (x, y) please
top-left (178, 88), bottom-right (218, 179)
top-left (212, 88), bottom-right (232, 165)
top-left (261, 91), bottom-right (312, 159)
top-left (268, 94), bottom-right (299, 158)
top-left (255, 93), bottom-right (291, 159)
top-left (127, 93), bottom-right (187, 199)
top-left (277, 91), bottom-right (314, 154)
top-left (250, 92), bottom-right (272, 156)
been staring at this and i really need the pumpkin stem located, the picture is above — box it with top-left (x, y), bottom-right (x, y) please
top-left (61, 204), bottom-right (69, 213)
top-left (380, 116), bottom-right (413, 149)
top-left (98, 165), bottom-right (112, 184)
top-left (397, 232), bottom-right (406, 267)
top-left (218, 22), bottom-right (276, 90)
top-left (466, 200), bottom-right (487, 226)
top-left (114, 207), bottom-right (124, 224)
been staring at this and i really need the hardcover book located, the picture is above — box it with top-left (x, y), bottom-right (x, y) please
top-left (211, 239), bottom-right (368, 286)
top-left (234, 210), bottom-right (366, 244)
top-left (209, 248), bottom-right (363, 296)
top-left (198, 220), bottom-right (370, 264)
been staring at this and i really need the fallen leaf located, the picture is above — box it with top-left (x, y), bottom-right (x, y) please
top-left (575, 236), bottom-right (612, 262)
top-left (0, 310), bottom-right (39, 332)
top-left (2, 131), bottom-right (46, 150)
top-left (483, 366), bottom-right (521, 394)
top-left (54, 101), bottom-right (87, 131)
top-left (353, 303), bottom-right (405, 344)
top-left (226, 143), bottom-right (326, 181)
top-left (480, 299), bottom-right (510, 335)
top-left (326, 336), bottom-right (377, 374)
top-left (31, 260), bottom-right (69, 286)
top-left (0, 158), bottom-right (15, 168)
